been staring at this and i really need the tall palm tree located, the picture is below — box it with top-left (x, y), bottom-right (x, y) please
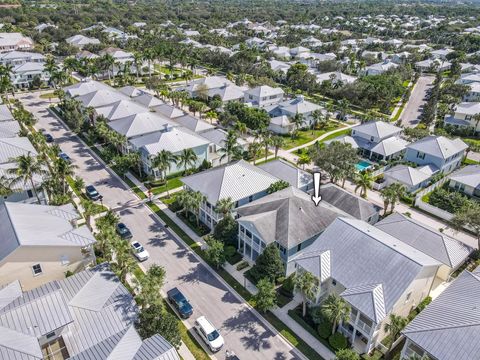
top-left (354, 171), bottom-right (373, 198)
top-left (189, 190), bottom-right (205, 226)
top-left (53, 157), bottom-right (76, 195)
top-left (178, 148), bottom-right (198, 174)
top-left (220, 130), bottom-right (242, 163)
top-left (113, 238), bottom-right (137, 283)
top-left (294, 271), bottom-right (318, 317)
top-left (0, 174), bottom-right (12, 197)
top-left (388, 183), bottom-right (406, 213)
top-left (322, 294), bottom-right (351, 335)
top-left (215, 197), bottom-right (234, 217)
top-left (291, 112), bottom-right (304, 138)
top-left (271, 136), bottom-right (285, 158)
top-left (101, 53), bottom-right (115, 83)
top-left (260, 131), bottom-right (271, 162)
top-left (133, 52), bottom-right (143, 81)
top-left (384, 314), bottom-right (408, 354)
top-left (7, 153), bottom-right (47, 204)
top-left (233, 121), bottom-right (247, 136)
top-left (152, 150), bottom-right (178, 196)
top-left (380, 186), bottom-right (395, 215)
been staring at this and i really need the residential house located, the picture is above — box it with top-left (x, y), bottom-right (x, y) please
top-left (320, 183), bottom-right (382, 224)
top-left (269, 59), bottom-right (291, 73)
top-left (64, 79), bottom-right (111, 98)
top-left (383, 164), bottom-right (433, 193)
top-left (0, 33), bottom-right (34, 52)
top-left (0, 264), bottom-right (180, 360)
top-left (11, 62), bottom-right (49, 88)
top-left (266, 96), bottom-right (323, 128)
top-left (66, 34), bottom-right (101, 49)
top-left (268, 115), bottom-right (293, 134)
top-left (444, 102), bottom-right (480, 131)
top-left (316, 72), bottom-right (357, 85)
top-left (181, 160), bottom-right (278, 229)
top-left (292, 217), bottom-right (441, 354)
top-left (401, 267), bottom-right (480, 360)
top-left (448, 164), bottom-right (480, 197)
top-left (244, 85), bottom-right (284, 107)
top-left (130, 125), bottom-right (210, 178)
top-left (431, 48), bottom-right (454, 60)
top-left (0, 202), bottom-right (96, 290)
top-left (0, 51), bottom-right (44, 66)
top-left (404, 135), bottom-right (468, 174)
top-left (415, 58), bottom-right (451, 73)
top-left (376, 212), bottom-right (472, 288)
top-left (236, 187), bottom-right (344, 268)
top-left (342, 121), bottom-right (408, 162)
top-left (364, 60), bottom-right (398, 76)
top-left (258, 159), bottom-right (313, 192)
top-left (182, 76), bottom-right (245, 103)
top-left (462, 82), bottom-right (480, 102)
top-left (457, 72), bottom-right (480, 85)
top-left (174, 114), bottom-right (215, 133)
top-left (34, 23), bottom-right (57, 32)
top-left (391, 51), bottom-right (411, 64)
top-left (99, 47), bottom-right (147, 77)
top-left (198, 128), bottom-right (248, 167)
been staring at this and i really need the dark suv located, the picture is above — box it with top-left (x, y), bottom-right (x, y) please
top-left (167, 287), bottom-right (193, 318)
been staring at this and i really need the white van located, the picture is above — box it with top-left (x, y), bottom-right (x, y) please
top-left (194, 316), bottom-right (224, 352)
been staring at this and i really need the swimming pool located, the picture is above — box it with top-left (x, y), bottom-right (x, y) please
top-left (356, 160), bottom-right (373, 171)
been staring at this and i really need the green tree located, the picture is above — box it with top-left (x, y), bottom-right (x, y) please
top-left (205, 237), bottom-right (226, 269)
top-left (136, 303), bottom-right (181, 348)
top-left (271, 136), bottom-right (285, 158)
top-left (335, 349), bottom-right (360, 360)
top-left (135, 264), bottom-right (166, 308)
top-left (253, 278), bottom-right (277, 313)
top-left (322, 294), bottom-right (351, 335)
top-left (178, 148), bottom-right (198, 174)
top-left (220, 130), bottom-right (242, 163)
top-left (384, 313), bottom-right (408, 354)
top-left (215, 197), bottom-right (234, 217)
top-left (267, 180), bottom-right (290, 194)
top-left (451, 202), bottom-right (480, 251)
top-left (7, 152), bottom-right (47, 204)
top-left (354, 171), bottom-right (373, 198)
top-left (112, 239), bottom-right (137, 283)
top-left (152, 150), bottom-right (178, 195)
top-left (294, 271), bottom-right (319, 317)
top-left (213, 215), bottom-right (238, 245)
top-left (250, 243), bottom-right (285, 283)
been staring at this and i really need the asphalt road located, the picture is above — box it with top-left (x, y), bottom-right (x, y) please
top-left (18, 91), bottom-right (301, 360)
top-left (399, 75), bottom-right (435, 128)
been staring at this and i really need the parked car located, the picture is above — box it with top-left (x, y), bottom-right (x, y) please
top-left (167, 287), bottom-right (193, 318)
top-left (194, 316), bottom-right (224, 352)
top-left (116, 222), bottom-right (132, 239)
top-left (85, 185), bottom-right (101, 201)
top-left (58, 152), bottom-right (71, 163)
top-left (131, 241), bottom-right (149, 261)
top-left (44, 134), bottom-right (54, 143)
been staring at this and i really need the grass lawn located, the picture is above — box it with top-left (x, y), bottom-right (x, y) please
top-left (464, 158), bottom-right (480, 165)
top-left (281, 124), bottom-right (342, 150)
top-left (39, 92), bottom-right (57, 99)
top-left (148, 177), bottom-right (183, 195)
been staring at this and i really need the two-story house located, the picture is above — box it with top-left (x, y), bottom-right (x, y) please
top-left (243, 85), bottom-right (284, 108)
top-left (0, 202), bottom-right (96, 291)
top-left (181, 160), bottom-right (279, 229)
top-left (404, 135), bottom-right (468, 174)
top-left (336, 121), bottom-right (408, 162)
top-left (236, 187), bottom-right (344, 269)
top-left (444, 102), bottom-right (480, 132)
top-left (266, 95), bottom-right (323, 129)
top-left (0, 33), bottom-right (34, 52)
top-left (364, 60), bottom-right (398, 76)
top-left (448, 164), bottom-right (480, 198)
top-left (401, 267), bottom-right (480, 360)
top-left (292, 217), bottom-right (441, 354)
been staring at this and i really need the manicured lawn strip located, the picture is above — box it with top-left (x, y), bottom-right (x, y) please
top-left (281, 125), bottom-right (341, 149)
top-left (149, 177), bottom-right (183, 195)
top-left (319, 127), bottom-right (351, 143)
top-left (392, 101), bottom-right (406, 122)
top-left (123, 176), bottom-right (148, 199)
top-left (464, 157), bottom-right (480, 165)
top-left (39, 92), bottom-right (57, 99)
top-left (263, 311), bottom-right (325, 360)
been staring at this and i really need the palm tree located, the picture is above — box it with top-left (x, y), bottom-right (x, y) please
top-left (133, 52), bottom-right (143, 81)
top-left (384, 314), bottom-right (408, 354)
top-left (354, 171), bottom-right (373, 198)
top-left (233, 121), bottom-right (247, 136)
top-left (291, 112), bottom-right (304, 139)
top-left (81, 199), bottom-right (97, 229)
top-left (322, 294), bottom-right (351, 335)
top-left (297, 154), bottom-right (311, 169)
top-left (248, 141), bottom-right (262, 164)
top-left (0, 174), bottom-right (12, 197)
top-left (52, 157), bottom-right (76, 195)
top-left (380, 186), bottom-right (394, 215)
top-left (101, 53), bottom-right (115, 83)
top-left (387, 183), bottom-right (406, 213)
top-left (7, 153), bottom-right (47, 204)
top-left (189, 191), bottom-right (205, 226)
top-left (215, 197), bottom-right (234, 217)
top-left (294, 271), bottom-right (318, 317)
top-left (113, 239), bottom-right (137, 283)
top-left (178, 148), bottom-right (198, 174)
top-left (271, 136), bottom-right (285, 158)
top-left (220, 130), bottom-right (242, 163)
top-left (260, 131), bottom-right (271, 161)
top-left (152, 150), bottom-right (178, 197)
top-left (205, 110), bottom-right (217, 124)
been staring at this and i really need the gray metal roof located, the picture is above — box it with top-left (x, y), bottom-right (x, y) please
top-left (138, 127), bottom-right (210, 156)
top-left (0, 202), bottom-right (96, 262)
top-left (0, 120), bottom-right (20, 138)
top-left (133, 334), bottom-right (181, 360)
top-left (258, 159), bottom-right (312, 189)
top-left (237, 187), bottom-right (344, 249)
top-left (320, 183), bottom-right (381, 221)
top-left (384, 164), bottom-right (431, 186)
top-left (369, 136), bottom-right (409, 157)
top-left (352, 121), bottom-right (401, 139)
top-left (65, 80), bottom-right (111, 98)
top-left (376, 213), bottom-right (472, 268)
top-left (151, 104), bottom-right (185, 119)
top-left (108, 112), bottom-right (172, 138)
top-left (173, 114), bottom-right (214, 133)
top-left (0, 105), bottom-right (14, 122)
top-left (77, 89), bottom-right (129, 108)
top-left (449, 165), bottom-right (480, 188)
top-left (95, 100), bottom-right (146, 122)
top-left (182, 159), bottom-right (279, 205)
top-left (407, 136), bottom-right (468, 159)
top-left (403, 268), bottom-right (480, 360)
top-left (293, 217), bottom-right (441, 323)
top-left (0, 137), bottom-right (37, 164)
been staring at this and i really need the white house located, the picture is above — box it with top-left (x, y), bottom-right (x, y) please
top-left (244, 85), bottom-right (284, 107)
top-left (364, 60), bottom-right (399, 76)
top-left (0, 33), bottom-right (34, 52)
top-left (266, 96), bottom-right (323, 127)
top-left (444, 102), bottom-right (480, 132)
top-left (66, 34), bottom-right (101, 49)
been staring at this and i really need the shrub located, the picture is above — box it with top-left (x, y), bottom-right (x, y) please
top-left (428, 187), bottom-right (470, 213)
top-left (236, 261), bottom-right (249, 271)
top-left (279, 275), bottom-right (295, 298)
top-left (317, 322), bottom-right (331, 339)
top-left (213, 215), bottom-right (238, 245)
top-left (224, 245), bottom-right (236, 259)
top-left (329, 332), bottom-right (348, 350)
top-left (249, 243), bottom-right (285, 283)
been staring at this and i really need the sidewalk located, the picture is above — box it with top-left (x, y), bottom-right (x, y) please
top-left (222, 262), bottom-right (335, 360)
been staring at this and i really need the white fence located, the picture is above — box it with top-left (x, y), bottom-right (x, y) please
top-left (414, 198), bottom-right (454, 222)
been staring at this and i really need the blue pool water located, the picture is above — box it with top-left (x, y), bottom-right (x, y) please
top-left (356, 161), bottom-right (372, 171)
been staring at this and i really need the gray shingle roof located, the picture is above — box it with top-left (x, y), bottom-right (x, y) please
top-left (376, 213), bottom-right (472, 268)
top-left (407, 136), bottom-right (468, 159)
top-left (403, 268), bottom-right (480, 360)
top-left (352, 121), bottom-right (401, 139)
top-left (293, 217), bottom-right (440, 323)
top-left (182, 159), bottom-right (279, 204)
top-left (237, 187), bottom-right (344, 249)
top-left (320, 183), bottom-right (381, 221)
top-left (258, 159), bottom-right (312, 189)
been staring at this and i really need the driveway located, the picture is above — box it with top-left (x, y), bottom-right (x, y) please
top-left (399, 75), bottom-right (435, 128)
top-left (17, 91), bottom-right (302, 360)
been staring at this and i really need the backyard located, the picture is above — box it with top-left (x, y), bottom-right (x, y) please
top-left (281, 123), bottom-right (346, 149)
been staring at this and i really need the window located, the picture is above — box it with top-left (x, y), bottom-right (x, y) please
top-left (248, 195), bottom-right (253, 202)
top-left (32, 263), bottom-right (42, 276)
top-left (416, 151), bottom-right (425, 160)
top-left (370, 136), bottom-right (374, 141)
top-left (27, 189), bottom-right (33, 198)
top-left (245, 230), bottom-right (252, 239)
top-left (253, 235), bottom-right (260, 245)
top-left (297, 244), bottom-right (302, 252)
top-left (332, 279), bottom-right (337, 286)
top-left (46, 332), bottom-right (56, 339)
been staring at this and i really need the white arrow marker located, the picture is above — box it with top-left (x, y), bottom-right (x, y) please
top-left (311, 172), bottom-right (322, 206)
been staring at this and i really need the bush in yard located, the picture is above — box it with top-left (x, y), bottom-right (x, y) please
top-left (279, 274), bottom-right (295, 298)
top-left (204, 237), bottom-right (226, 269)
top-left (249, 243), bottom-right (285, 283)
top-left (329, 332), bottom-right (348, 350)
top-left (335, 348), bottom-right (360, 360)
top-left (317, 321), bottom-right (331, 339)
top-left (213, 215), bottom-right (238, 245)
top-left (224, 245), bottom-right (236, 259)
top-left (236, 261), bottom-right (249, 271)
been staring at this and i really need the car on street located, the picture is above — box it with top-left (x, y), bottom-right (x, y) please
top-left (85, 185), bottom-right (101, 201)
top-left (44, 133), bottom-right (54, 143)
top-left (194, 316), bottom-right (224, 352)
top-left (116, 222), bottom-right (132, 239)
top-left (58, 152), bottom-right (71, 163)
top-left (131, 241), bottom-right (149, 261)
top-left (167, 287), bottom-right (193, 318)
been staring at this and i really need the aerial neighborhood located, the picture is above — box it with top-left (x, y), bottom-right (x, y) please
top-left (1, 1), bottom-right (480, 360)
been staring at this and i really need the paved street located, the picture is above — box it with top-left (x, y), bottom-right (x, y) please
top-left (399, 75), bottom-right (435, 128)
top-left (18, 91), bottom-right (302, 360)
